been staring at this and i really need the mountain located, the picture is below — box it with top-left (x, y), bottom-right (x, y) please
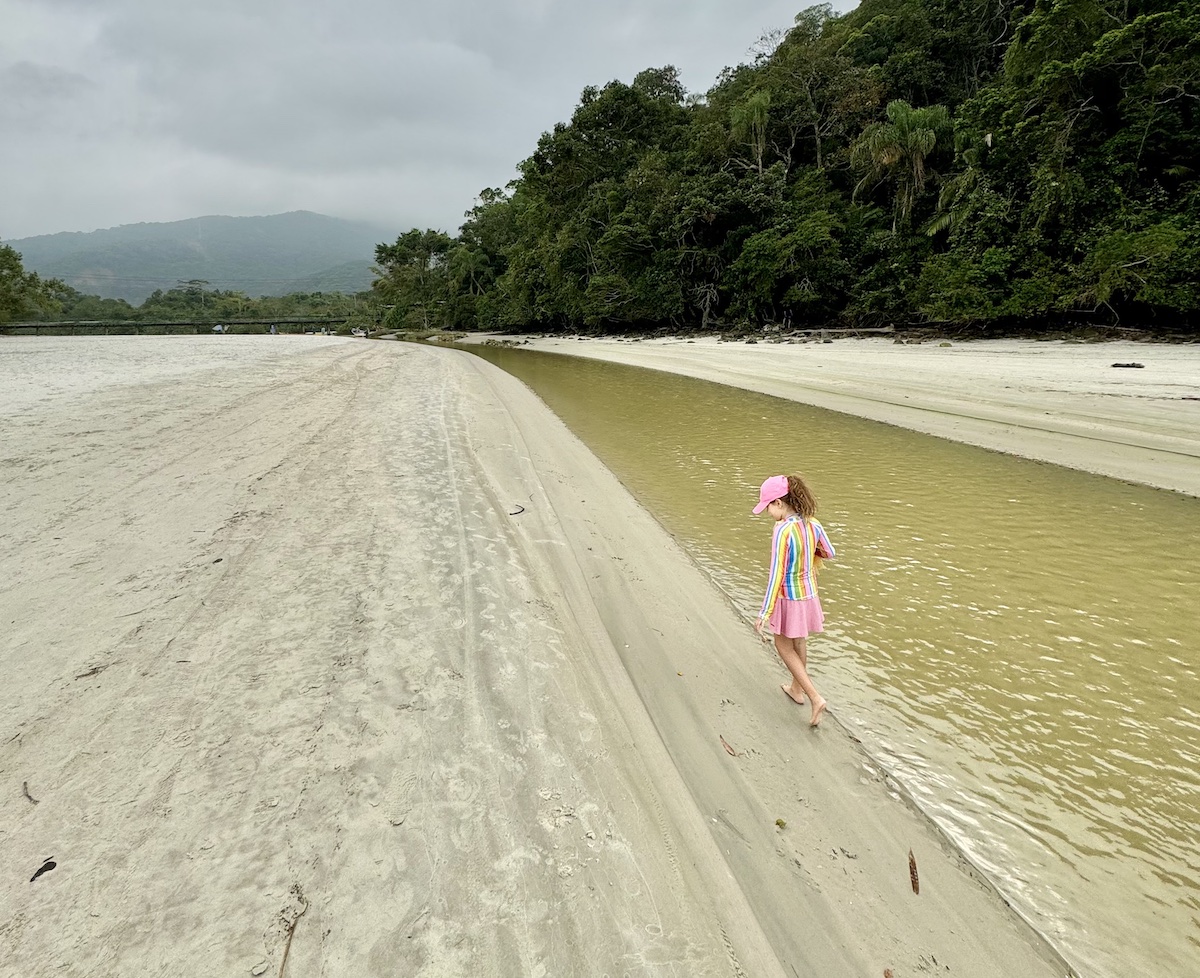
top-left (279, 259), bottom-right (379, 295)
top-left (5, 211), bottom-right (391, 303)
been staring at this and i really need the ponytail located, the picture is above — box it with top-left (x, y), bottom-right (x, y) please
top-left (782, 474), bottom-right (817, 519)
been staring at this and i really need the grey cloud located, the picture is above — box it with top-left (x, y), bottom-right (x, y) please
top-left (0, 61), bottom-right (93, 127)
top-left (1, 0), bottom-right (855, 240)
top-left (93, 3), bottom-right (532, 167)
top-left (1, 61), bottom-right (92, 99)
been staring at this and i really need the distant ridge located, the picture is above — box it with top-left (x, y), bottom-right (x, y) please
top-left (5, 211), bottom-right (391, 303)
top-left (280, 259), bottom-right (378, 295)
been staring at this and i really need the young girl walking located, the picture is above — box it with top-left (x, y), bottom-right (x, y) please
top-left (752, 474), bottom-right (835, 727)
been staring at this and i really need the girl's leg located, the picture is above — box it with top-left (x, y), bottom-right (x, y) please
top-left (772, 634), bottom-right (827, 726)
top-left (776, 634), bottom-right (806, 703)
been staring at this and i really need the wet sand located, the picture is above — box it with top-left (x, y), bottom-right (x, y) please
top-left (0, 338), bottom-right (1065, 976)
top-left (486, 335), bottom-right (1200, 496)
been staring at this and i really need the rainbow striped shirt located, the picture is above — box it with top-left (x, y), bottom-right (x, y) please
top-left (759, 515), bottom-right (835, 619)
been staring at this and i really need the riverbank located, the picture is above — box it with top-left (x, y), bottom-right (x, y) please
top-left (464, 334), bottom-right (1200, 497)
top-left (0, 337), bottom-right (1065, 976)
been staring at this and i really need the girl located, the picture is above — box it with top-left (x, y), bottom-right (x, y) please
top-left (752, 474), bottom-right (835, 727)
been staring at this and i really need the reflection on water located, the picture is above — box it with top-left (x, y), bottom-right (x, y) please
top-left (469, 345), bottom-right (1200, 978)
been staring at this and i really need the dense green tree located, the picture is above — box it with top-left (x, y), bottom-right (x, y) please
top-left (369, 0), bottom-right (1199, 335)
top-left (373, 229), bottom-right (454, 329)
top-left (727, 172), bottom-right (851, 321)
top-left (909, 0), bottom-right (1200, 324)
top-left (0, 244), bottom-right (62, 323)
top-left (482, 69), bottom-right (695, 331)
top-left (852, 100), bottom-right (953, 231)
top-left (0, 236), bottom-right (371, 335)
top-left (52, 285), bottom-right (137, 321)
top-left (731, 89), bottom-right (772, 174)
top-left (761, 7), bottom-right (883, 173)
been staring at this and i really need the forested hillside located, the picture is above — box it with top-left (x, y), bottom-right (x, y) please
top-left (1, 241), bottom-right (372, 332)
top-left (374, 0), bottom-right (1200, 336)
top-left (8, 212), bottom-right (383, 304)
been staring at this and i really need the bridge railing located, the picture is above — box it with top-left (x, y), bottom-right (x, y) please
top-left (2, 317), bottom-right (354, 335)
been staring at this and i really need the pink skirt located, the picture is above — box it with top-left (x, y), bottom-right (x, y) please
top-left (769, 596), bottom-right (825, 639)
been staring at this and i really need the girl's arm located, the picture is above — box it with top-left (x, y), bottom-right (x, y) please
top-left (814, 521), bottom-right (835, 560)
top-left (758, 524), bottom-right (789, 622)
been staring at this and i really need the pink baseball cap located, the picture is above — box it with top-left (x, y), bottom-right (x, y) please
top-left (752, 475), bottom-right (789, 514)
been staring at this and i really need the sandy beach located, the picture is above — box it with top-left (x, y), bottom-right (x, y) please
top-left (0, 337), bottom-right (1065, 976)
top-left (485, 335), bottom-right (1200, 497)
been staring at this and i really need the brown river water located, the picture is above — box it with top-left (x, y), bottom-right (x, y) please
top-left (468, 345), bottom-right (1200, 978)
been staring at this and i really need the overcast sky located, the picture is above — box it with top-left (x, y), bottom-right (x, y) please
top-left (1, 0), bottom-right (857, 241)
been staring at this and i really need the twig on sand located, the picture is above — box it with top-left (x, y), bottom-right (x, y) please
top-left (75, 662), bottom-right (118, 680)
top-left (719, 735), bottom-right (739, 757)
top-left (278, 888), bottom-right (309, 978)
top-left (908, 849), bottom-right (920, 894)
top-left (508, 505), bottom-right (526, 516)
top-left (22, 781), bottom-right (39, 805)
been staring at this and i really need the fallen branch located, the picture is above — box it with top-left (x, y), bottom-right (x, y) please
top-left (278, 890), bottom-right (309, 978)
top-left (75, 662), bottom-right (116, 680)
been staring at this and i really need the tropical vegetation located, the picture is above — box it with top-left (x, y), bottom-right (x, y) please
top-left (5, 212), bottom-right (381, 305)
top-left (0, 252), bottom-right (372, 333)
top-left (1, 244), bottom-right (63, 324)
top-left (374, 0), bottom-right (1200, 336)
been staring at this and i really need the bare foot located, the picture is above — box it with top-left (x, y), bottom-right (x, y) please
top-left (809, 698), bottom-right (827, 727)
top-left (780, 683), bottom-right (805, 705)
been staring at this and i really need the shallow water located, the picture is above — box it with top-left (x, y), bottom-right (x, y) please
top-left (470, 345), bottom-right (1200, 978)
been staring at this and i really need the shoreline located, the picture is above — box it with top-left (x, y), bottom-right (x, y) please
top-left (460, 333), bottom-right (1200, 497)
top-left (0, 338), bottom-right (1069, 976)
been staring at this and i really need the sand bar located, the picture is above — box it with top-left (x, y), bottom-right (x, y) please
top-left (1, 338), bottom-right (1065, 975)
top-left (486, 335), bottom-right (1200, 496)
